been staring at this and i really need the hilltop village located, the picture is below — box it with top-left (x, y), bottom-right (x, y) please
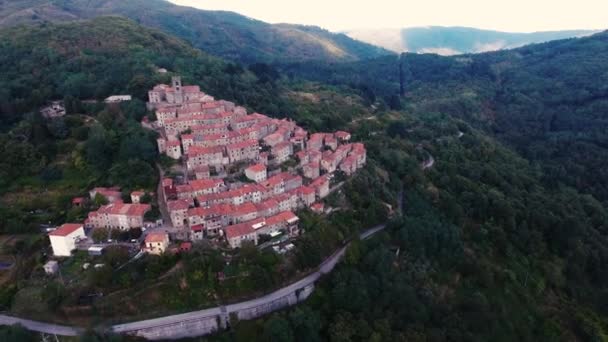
top-left (45, 76), bottom-right (366, 260)
top-left (152, 77), bottom-right (366, 248)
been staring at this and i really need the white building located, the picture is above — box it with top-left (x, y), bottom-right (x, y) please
top-left (43, 260), bottom-right (59, 275)
top-left (104, 95), bottom-right (132, 103)
top-left (48, 223), bottom-right (86, 257)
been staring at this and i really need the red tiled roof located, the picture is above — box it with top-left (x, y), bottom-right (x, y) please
top-left (167, 199), bottom-right (190, 211)
top-left (297, 186), bottom-right (315, 195)
top-left (191, 225), bottom-right (203, 232)
top-left (187, 145), bottom-right (224, 156)
top-left (49, 223), bottom-right (83, 237)
top-left (224, 218), bottom-right (264, 239)
top-left (266, 211), bottom-right (298, 226)
top-left (335, 131), bottom-right (351, 139)
top-left (233, 202), bottom-right (257, 215)
top-left (247, 164), bottom-right (266, 173)
top-left (202, 102), bottom-right (222, 109)
top-left (145, 232), bottom-right (168, 243)
top-left (227, 139), bottom-right (258, 151)
top-left (311, 203), bottom-right (324, 211)
top-left (190, 179), bottom-right (223, 191)
top-left (273, 141), bottom-right (291, 150)
top-left (182, 85), bottom-right (200, 93)
top-left (126, 204), bottom-right (151, 216)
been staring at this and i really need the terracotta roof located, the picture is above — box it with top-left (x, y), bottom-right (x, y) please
top-left (227, 139), bottom-right (258, 151)
top-left (272, 141), bottom-right (291, 150)
top-left (189, 204), bottom-right (235, 217)
top-left (246, 164), bottom-right (266, 173)
top-left (202, 102), bottom-right (222, 109)
top-left (310, 175), bottom-right (329, 187)
top-left (190, 179), bottom-right (223, 190)
top-left (145, 232), bottom-right (168, 243)
top-left (95, 203), bottom-right (150, 216)
top-left (182, 85), bottom-right (200, 93)
top-left (233, 202), bottom-right (258, 216)
top-left (72, 197), bottom-right (85, 204)
top-left (256, 199), bottom-right (279, 212)
top-left (167, 199), bottom-right (190, 211)
top-left (49, 223), bottom-right (83, 237)
top-left (297, 186), bottom-right (315, 195)
top-left (224, 218), bottom-right (264, 239)
top-left (266, 211), bottom-right (299, 226)
top-left (187, 145), bottom-right (224, 156)
top-left (311, 203), bottom-right (324, 211)
top-left (335, 131), bottom-right (351, 139)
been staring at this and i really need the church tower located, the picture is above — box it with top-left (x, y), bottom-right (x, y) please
top-left (172, 76), bottom-right (184, 104)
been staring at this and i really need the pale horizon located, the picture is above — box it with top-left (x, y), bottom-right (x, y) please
top-left (168, 0), bottom-right (608, 33)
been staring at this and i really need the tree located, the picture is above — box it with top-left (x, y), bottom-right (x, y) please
top-left (93, 193), bottom-right (108, 207)
top-left (42, 281), bottom-right (65, 311)
top-left (263, 315), bottom-right (294, 342)
top-left (0, 325), bottom-right (37, 342)
top-left (289, 306), bottom-right (321, 342)
top-left (85, 125), bottom-right (113, 172)
top-left (91, 228), bottom-right (108, 243)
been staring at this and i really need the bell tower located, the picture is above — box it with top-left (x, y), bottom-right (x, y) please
top-left (172, 76), bottom-right (184, 104)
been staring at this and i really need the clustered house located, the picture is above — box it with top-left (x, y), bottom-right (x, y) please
top-left (150, 77), bottom-right (367, 248)
top-left (47, 184), bottom-right (155, 259)
top-left (43, 76), bottom-right (367, 259)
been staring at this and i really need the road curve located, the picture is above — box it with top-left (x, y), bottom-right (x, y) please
top-left (113, 223), bottom-right (386, 334)
top-left (0, 314), bottom-right (83, 336)
top-left (0, 224), bottom-right (388, 337)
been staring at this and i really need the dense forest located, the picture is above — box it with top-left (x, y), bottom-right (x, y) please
top-left (282, 32), bottom-right (608, 204)
top-left (0, 12), bottom-right (608, 342)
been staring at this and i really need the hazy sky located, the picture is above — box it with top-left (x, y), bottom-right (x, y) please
top-left (169, 0), bottom-right (607, 32)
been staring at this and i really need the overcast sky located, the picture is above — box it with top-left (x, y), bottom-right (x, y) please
top-left (168, 0), bottom-right (607, 32)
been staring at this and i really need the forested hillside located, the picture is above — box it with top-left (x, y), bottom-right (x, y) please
top-left (0, 0), bottom-right (390, 64)
top-left (1, 11), bottom-right (608, 342)
top-left (0, 16), bottom-right (293, 235)
top-left (282, 31), bottom-right (608, 204)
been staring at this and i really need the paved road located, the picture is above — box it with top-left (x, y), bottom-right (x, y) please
top-left (1, 224), bottom-right (388, 338)
top-left (0, 314), bottom-right (83, 336)
top-left (422, 152), bottom-right (435, 170)
top-left (155, 164), bottom-right (172, 227)
top-left (112, 223), bottom-right (386, 334)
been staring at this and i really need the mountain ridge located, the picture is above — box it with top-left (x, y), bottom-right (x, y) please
top-left (345, 26), bottom-right (599, 54)
top-left (0, 0), bottom-right (391, 63)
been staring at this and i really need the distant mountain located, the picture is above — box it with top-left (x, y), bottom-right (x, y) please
top-left (0, 0), bottom-right (391, 64)
top-left (345, 26), bottom-right (599, 55)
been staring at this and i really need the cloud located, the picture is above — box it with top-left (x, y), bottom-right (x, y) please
top-left (417, 47), bottom-right (462, 56)
top-left (473, 40), bottom-right (508, 53)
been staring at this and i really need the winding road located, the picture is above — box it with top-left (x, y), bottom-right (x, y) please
top-left (0, 223), bottom-right (388, 338)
